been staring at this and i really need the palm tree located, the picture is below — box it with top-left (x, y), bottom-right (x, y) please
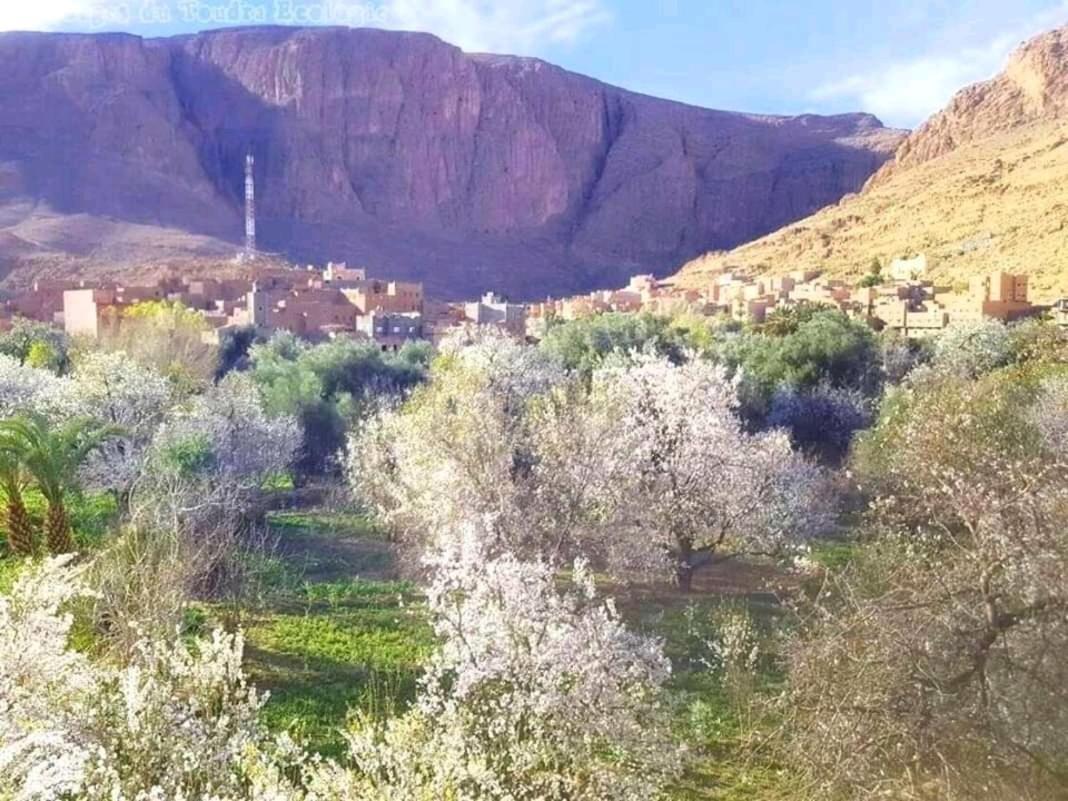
top-left (0, 414), bottom-right (118, 554)
top-left (0, 448), bottom-right (35, 556)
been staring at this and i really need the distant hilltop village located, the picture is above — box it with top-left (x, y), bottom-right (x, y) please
top-left (1, 254), bottom-right (1066, 349)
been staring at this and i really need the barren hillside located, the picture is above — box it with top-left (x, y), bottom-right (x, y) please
top-left (673, 25), bottom-right (1068, 301)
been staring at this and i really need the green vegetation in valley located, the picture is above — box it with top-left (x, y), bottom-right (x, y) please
top-left (236, 511), bottom-right (432, 758)
top-left (249, 334), bottom-right (432, 478)
top-left (3, 314), bottom-right (1068, 801)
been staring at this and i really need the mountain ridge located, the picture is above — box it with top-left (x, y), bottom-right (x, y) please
top-left (0, 25), bottom-right (903, 299)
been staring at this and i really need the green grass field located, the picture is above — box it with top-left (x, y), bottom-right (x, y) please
top-left (229, 511), bottom-right (432, 758)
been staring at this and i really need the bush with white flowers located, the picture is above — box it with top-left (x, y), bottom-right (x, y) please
top-left (1032, 373), bottom-right (1068, 453)
top-left (0, 558), bottom-right (305, 801)
top-left (312, 525), bottom-right (682, 801)
top-left (68, 351), bottom-right (174, 496)
top-left (928, 318), bottom-right (1015, 379)
top-left (133, 373), bottom-right (300, 534)
top-left (0, 353), bottom-right (72, 421)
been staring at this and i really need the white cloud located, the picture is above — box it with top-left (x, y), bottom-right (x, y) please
top-left (0, 0), bottom-right (111, 31)
top-left (378, 0), bottom-right (612, 53)
top-left (811, 42), bottom-right (1010, 127)
top-left (812, 3), bottom-right (1068, 127)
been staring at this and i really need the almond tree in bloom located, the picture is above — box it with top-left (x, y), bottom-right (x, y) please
top-left (2, 537), bottom-right (682, 801)
top-left (312, 523), bottom-right (681, 801)
top-left (927, 318), bottom-right (1015, 379)
top-left (67, 351), bottom-right (173, 500)
top-left (585, 356), bottom-right (832, 590)
top-left (351, 327), bottom-right (565, 557)
top-left (0, 350), bottom-right (173, 502)
top-left (132, 372), bottom-right (300, 536)
top-left (352, 341), bottom-right (829, 590)
top-left (0, 353), bottom-right (71, 420)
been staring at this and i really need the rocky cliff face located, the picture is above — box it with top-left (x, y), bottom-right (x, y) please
top-left (0, 26), bottom-right (903, 298)
top-left (872, 25), bottom-right (1068, 183)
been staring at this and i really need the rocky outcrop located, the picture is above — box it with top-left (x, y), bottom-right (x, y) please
top-left (0, 26), bottom-right (904, 298)
top-left (672, 24), bottom-right (1068, 301)
top-left (872, 25), bottom-right (1068, 183)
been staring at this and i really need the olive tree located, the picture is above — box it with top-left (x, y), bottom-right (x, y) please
top-left (250, 332), bottom-right (430, 479)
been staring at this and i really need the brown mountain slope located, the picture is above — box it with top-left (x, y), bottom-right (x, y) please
top-left (673, 25), bottom-right (1068, 301)
top-left (0, 26), bottom-right (902, 299)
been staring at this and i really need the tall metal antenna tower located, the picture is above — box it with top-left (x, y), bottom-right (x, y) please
top-left (243, 149), bottom-right (257, 259)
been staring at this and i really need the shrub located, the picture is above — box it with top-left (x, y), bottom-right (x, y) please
top-left (767, 383), bottom-right (873, 463)
top-left (133, 373), bottom-right (300, 538)
top-left (0, 557), bottom-right (305, 801)
top-left (928, 318), bottom-right (1015, 379)
top-left (0, 318), bottom-right (70, 372)
top-left (711, 309), bottom-right (881, 423)
top-left (786, 361), bottom-right (1068, 799)
top-left (538, 312), bottom-right (700, 379)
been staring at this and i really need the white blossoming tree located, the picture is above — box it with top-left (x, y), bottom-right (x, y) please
top-left (352, 343), bottom-right (829, 590)
top-left (0, 350), bottom-right (174, 501)
top-left (67, 351), bottom-right (174, 498)
top-left (584, 357), bottom-right (833, 590)
top-left (0, 557), bottom-right (304, 801)
top-left (788, 368), bottom-right (1068, 799)
top-left (132, 372), bottom-right (300, 535)
top-left (312, 524), bottom-right (681, 801)
top-left (928, 318), bottom-right (1015, 379)
top-left (350, 327), bottom-right (565, 557)
top-left (0, 353), bottom-right (73, 421)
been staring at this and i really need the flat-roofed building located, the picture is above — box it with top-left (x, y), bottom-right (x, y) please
top-left (356, 311), bottom-right (423, 350)
top-left (63, 288), bottom-right (121, 338)
top-left (464, 292), bottom-right (527, 336)
top-left (341, 280), bottom-right (423, 315)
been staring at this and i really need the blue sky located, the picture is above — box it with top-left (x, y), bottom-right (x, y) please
top-left (3, 0), bottom-right (1067, 127)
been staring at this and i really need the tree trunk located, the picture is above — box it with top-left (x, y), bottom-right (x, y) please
top-left (45, 502), bottom-right (74, 554)
top-left (676, 539), bottom-right (695, 593)
top-left (6, 492), bottom-right (36, 556)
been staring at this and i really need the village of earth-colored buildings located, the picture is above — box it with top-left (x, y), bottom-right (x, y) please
top-left (1, 254), bottom-right (1066, 349)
